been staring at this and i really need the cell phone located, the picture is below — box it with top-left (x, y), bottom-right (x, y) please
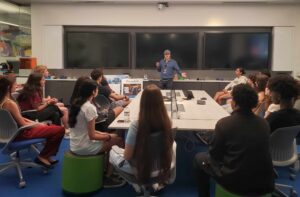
top-left (197, 100), bottom-right (206, 105)
top-left (117, 120), bottom-right (125, 123)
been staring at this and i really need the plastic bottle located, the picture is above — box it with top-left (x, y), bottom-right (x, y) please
top-left (124, 107), bottom-right (130, 123)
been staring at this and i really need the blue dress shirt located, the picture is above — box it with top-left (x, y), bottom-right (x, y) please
top-left (157, 59), bottom-right (181, 79)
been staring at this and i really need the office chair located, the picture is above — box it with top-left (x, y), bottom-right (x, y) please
top-left (113, 131), bottom-right (176, 197)
top-left (270, 125), bottom-right (300, 197)
top-left (93, 94), bottom-right (111, 123)
top-left (11, 91), bottom-right (42, 154)
top-left (0, 109), bottom-right (47, 188)
top-left (11, 91), bottom-right (38, 119)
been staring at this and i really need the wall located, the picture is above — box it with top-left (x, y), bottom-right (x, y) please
top-left (31, 3), bottom-right (300, 78)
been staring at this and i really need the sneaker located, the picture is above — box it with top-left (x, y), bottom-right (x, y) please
top-left (103, 176), bottom-right (126, 188)
top-left (64, 129), bottom-right (70, 139)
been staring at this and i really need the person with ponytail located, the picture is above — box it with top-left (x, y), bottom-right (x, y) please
top-left (69, 78), bottom-right (125, 188)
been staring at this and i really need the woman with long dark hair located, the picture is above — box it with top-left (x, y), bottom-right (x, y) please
top-left (17, 73), bottom-right (65, 127)
top-left (69, 76), bottom-right (90, 105)
top-left (112, 84), bottom-right (176, 192)
top-left (69, 78), bottom-right (125, 188)
top-left (0, 77), bottom-right (64, 168)
top-left (33, 65), bottom-right (70, 133)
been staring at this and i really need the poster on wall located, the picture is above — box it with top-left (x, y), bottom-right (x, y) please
top-left (121, 78), bottom-right (143, 99)
top-left (0, 25), bottom-right (31, 58)
top-left (105, 75), bottom-right (129, 94)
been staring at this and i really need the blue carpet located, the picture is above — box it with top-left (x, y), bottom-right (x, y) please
top-left (1, 133), bottom-right (299, 197)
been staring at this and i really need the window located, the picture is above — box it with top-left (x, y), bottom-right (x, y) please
top-left (65, 31), bottom-right (129, 68)
top-left (204, 32), bottom-right (271, 70)
top-left (136, 33), bottom-right (198, 69)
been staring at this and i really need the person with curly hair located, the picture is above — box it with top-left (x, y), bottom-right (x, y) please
top-left (194, 84), bottom-right (274, 197)
top-left (266, 75), bottom-right (300, 133)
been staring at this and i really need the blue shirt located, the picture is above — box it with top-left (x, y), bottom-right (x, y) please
top-left (157, 59), bottom-right (181, 79)
top-left (125, 121), bottom-right (138, 147)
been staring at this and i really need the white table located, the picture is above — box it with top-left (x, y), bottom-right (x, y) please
top-left (108, 90), bottom-right (229, 131)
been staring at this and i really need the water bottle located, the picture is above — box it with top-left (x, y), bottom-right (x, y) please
top-left (143, 73), bottom-right (148, 80)
top-left (171, 111), bottom-right (178, 119)
top-left (124, 107), bottom-right (130, 123)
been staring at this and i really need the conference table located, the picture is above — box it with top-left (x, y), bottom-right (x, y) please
top-left (108, 90), bottom-right (230, 131)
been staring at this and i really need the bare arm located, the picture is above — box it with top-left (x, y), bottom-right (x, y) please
top-left (109, 92), bottom-right (129, 101)
top-left (3, 101), bottom-right (32, 127)
top-left (124, 144), bottom-right (134, 161)
top-left (87, 118), bottom-right (111, 141)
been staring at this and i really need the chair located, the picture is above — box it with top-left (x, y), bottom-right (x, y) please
top-left (93, 94), bottom-right (111, 123)
top-left (12, 91), bottom-right (42, 154)
top-left (270, 125), bottom-right (300, 197)
top-left (11, 91), bottom-right (38, 119)
top-left (0, 109), bottom-right (46, 188)
top-left (113, 132), bottom-right (176, 197)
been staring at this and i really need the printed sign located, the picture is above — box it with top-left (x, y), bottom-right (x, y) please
top-left (121, 78), bottom-right (143, 99)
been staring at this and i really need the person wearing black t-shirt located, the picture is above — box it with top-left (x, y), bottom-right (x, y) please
top-left (266, 75), bottom-right (300, 137)
top-left (91, 69), bottom-right (130, 108)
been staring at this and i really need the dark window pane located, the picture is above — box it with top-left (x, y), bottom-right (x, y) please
top-left (204, 33), bottom-right (270, 70)
top-left (136, 33), bottom-right (198, 69)
top-left (65, 32), bottom-right (129, 68)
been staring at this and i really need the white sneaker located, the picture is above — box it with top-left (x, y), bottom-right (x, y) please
top-left (64, 128), bottom-right (70, 139)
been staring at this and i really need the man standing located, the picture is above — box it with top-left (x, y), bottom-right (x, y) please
top-left (156, 49), bottom-right (182, 89)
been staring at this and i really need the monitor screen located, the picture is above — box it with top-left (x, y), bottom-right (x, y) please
top-left (6, 60), bottom-right (20, 74)
top-left (136, 33), bottom-right (198, 69)
top-left (65, 31), bottom-right (129, 68)
top-left (204, 32), bottom-right (271, 70)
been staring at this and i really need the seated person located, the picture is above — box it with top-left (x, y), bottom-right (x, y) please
top-left (91, 69), bottom-right (130, 108)
top-left (70, 76), bottom-right (121, 131)
top-left (253, 74), bottom-right (269, 117)
top-left (17, 73), bottom-right (66, 129)
top-left (194, 84), bottom-right (274, 197)
top-left (266, 75), bottom-right (300, 133)
top-left (214, 67), bottom-right (248, 104)
top-left (33, 65), bottom-right (50, 78)
top-left (0, 77), bottom-right (64, 168)
top-left (247, 73), bottom-right (257, 89)
top-left (68, 79), bottom-right (125, 188)
top-left (33, 65), bottom-right (70, 133)
top-left (69, 76), bottom-right (90, 105)
top-left (110, 84), bottom-right (176, 193)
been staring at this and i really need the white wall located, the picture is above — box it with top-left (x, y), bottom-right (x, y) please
top-left (31, 3), bottom-right (300, 75)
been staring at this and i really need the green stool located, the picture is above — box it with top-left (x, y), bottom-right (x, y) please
top-left (215, 184), bottom-right (271, 197)
top-left (62, 151), bottom-right (104, 194)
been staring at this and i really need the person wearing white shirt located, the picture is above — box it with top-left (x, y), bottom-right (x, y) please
top-left (69, 78), bottom-right (125, 188)
top-left (214, 67), bottom-right (248, 104)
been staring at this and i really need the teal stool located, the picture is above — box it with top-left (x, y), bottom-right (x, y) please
top-left (62, 151), bottom-right (104, 194)
top-left (215, 184), bottom-right (271, 197)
